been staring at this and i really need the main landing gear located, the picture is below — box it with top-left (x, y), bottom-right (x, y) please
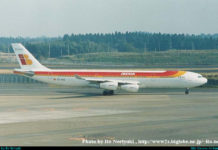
top-left (103, 90), bottom-right (114, 96)
top-left (185, 88), bottom-right (190, 95)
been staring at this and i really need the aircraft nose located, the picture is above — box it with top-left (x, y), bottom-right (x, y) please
top-left (202, 78), bottom-right (208, 84)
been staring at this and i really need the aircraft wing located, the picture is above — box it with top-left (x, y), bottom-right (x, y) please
top-left (74, 74), bottom-right (139, 85)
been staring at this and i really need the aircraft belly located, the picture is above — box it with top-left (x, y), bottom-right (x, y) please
top-left (101, 77), bottom-right (188, 88)
top-left (32, 76), bottom-right (194, 89)
top-left (32, 76), bottom-right (89, 87)
top-left (88, 77), bottom-right (188, 88)
top-left (137, 78), bottom-right (189, 88)
top-left (141, 78), bottom-right (195, 88)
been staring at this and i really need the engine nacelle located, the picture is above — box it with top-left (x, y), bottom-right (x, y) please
top-left (120, 84), bottom-right (139, 92)
top-left (100, 81), bottom-right (118, 90)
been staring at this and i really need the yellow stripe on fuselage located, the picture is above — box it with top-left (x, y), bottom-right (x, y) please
top-left (169, 71), bottom-right (186, 78)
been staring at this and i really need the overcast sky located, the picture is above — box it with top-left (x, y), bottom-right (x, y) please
top-left (0, 0), bottom-right (218, 37)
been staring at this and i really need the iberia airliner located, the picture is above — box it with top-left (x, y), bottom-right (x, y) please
top-left (12, 43), bottom-right (207, 95)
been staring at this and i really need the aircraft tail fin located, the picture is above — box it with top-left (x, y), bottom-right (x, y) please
top-left (11, 43), bottom-right (49, 70)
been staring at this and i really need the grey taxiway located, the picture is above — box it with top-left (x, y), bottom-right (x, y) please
top-left (0, 84), bottom-right (218, 146)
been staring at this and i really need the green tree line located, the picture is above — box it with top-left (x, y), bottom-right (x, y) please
top-left (0, 32), bottom-right (218, 59)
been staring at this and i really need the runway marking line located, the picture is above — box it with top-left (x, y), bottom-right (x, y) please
top-left (68, 137), bottom-right (86, 141)
top-left (72, 108), bottom-right (89, 111)
top-left (41, 108), bottom-right (56, 111)
top-left (16, 109), bottom-right (29, 112)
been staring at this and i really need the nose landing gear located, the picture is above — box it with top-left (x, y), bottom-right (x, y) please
top-left (185, 88), bottom-right (189, 95)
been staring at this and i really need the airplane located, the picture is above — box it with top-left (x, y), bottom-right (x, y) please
top-left (11, 43), bottom-right (207, 95)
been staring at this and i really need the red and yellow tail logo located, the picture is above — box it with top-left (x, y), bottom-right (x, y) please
top-left (18, 54), bottom-right (33, 65)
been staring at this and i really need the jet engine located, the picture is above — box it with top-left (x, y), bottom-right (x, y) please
top-left (100, 81), bottom-right (118, 90)
top-left (120, 84), bottom-right (139, 92)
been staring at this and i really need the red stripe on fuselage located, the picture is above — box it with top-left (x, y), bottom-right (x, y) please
top-left (34, 70), bottom-right (179, 78)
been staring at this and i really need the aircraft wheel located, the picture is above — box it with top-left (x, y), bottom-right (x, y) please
top-left (103, 90), bottom-right (108, 96)
top-left (109, 90), bottom-right (114, 95)
top-left (103, 90), bottom-right (114, 96)
top-left (185, 88), bottom-right (189, 95)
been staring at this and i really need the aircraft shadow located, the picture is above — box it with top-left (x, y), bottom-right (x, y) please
top-left (52, 90), bottom-right (185, 99)
top-left (116, 93), bottom-right (185, 96)
top-left (50, 92), bottom-right (103, 99)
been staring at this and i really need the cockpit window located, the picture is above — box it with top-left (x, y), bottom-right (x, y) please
top-left (198, 75), bottom-right (202, 78)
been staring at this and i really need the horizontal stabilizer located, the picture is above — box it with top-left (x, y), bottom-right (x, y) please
top-left (13, 69), bottom-right (35, 77)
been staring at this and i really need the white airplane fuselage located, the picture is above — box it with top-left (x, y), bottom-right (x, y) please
top-left (14, 69), bottom-right (207, 89)
top-left (11, 43), bottom-right (208, 95)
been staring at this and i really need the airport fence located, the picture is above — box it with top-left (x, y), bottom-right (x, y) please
top-left (0, 74), bottom-right (43, 84)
